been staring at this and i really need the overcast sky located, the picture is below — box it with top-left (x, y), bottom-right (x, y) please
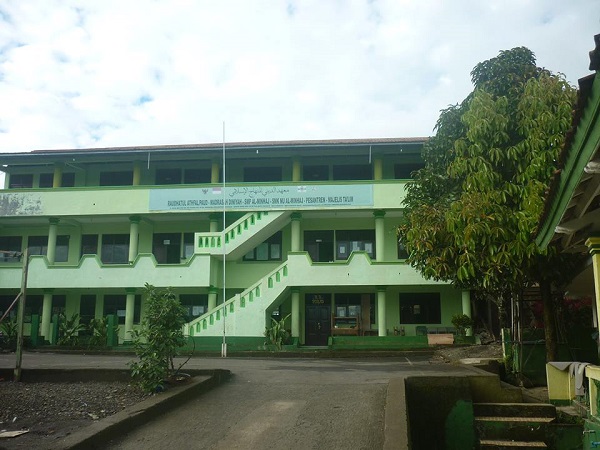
top-left (0, 0), bottom-right (599, 153)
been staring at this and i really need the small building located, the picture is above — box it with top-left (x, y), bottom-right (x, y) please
top-left (0, 138), bottom-right (469, 346)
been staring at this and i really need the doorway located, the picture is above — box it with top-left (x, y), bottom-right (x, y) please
top-left (305, 294), bottom-right (331, 346)
top-left (153, 233), bottom-right (182, 264)
top-left (304, 231), bottom-right (334, 262)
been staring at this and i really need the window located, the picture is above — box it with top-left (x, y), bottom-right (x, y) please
top-left (243, 232), bottom-right (282, 261)
top-left (243, 166), bottom-right (282, 182)
top-left (54, 236), bottom-right (69, 262)
top-left (397, 240), bottom-right (409, 260)
top-left (399, 293), bottom-right (441, 324)
top-left (332, 164), bottom-right (371, 181)
top-left (156, 168), bottom-right (182, 185)
top-left (40, 173), bottom-right (75, 188)
top-left (99, 171), bottom-right (133, 186)
top-left (184, 168), bottom-right (211, 184)
top-left (335, 293), bottom-right (375, 324)
top-left (152, 233), bottom-right (182, 264)
top-left (0, 236), bottom-right (22, 262)
top-left (101, 234), bottom-right (129, 264)
top-left (304, 230), bottom-right (334, 262)
top-left (394, 162), bottom-right (425, 179)
top-left (79, 295), bottom-right (96, 325)
top-left (52, 295), bottom-right (66, 316)
top-left (61, 173), bottom-right (76, 187)
top-left (24, 295), bottom-right (43, 323)
top-left (104, 294), bottom-right (141, 324)
top-left (303, 165), bottom-right (329, 181)
top-left (81, 234), bottom-right (99, 257)
top-left (28, 236), bottom-right (48, 256)
top-left (183, 233), bottom-right (194, 258)
top-left (336, 230), bottom-right (375, 260)
top-left (179, 294), bottom-right (208, 321)
top-left (0, 294), bottom-right (19, 320)
top-left (9, 174), bottom-right (33, 189)
top-left (39, 173), bottom-right (54, 188)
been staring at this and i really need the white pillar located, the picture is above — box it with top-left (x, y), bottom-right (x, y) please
top-left (47, 218), bottom-right (59, 264)
top-left (124, 290), bottom-right (135, 342)
top-left (291, 289), bottom-right (300, 337)
top-left (462, 290), bottom-right (472, 336)
top-left (208, 287), bottom-right (218, 311)
top-left (374, 210), bottom-right (385, 262)
top-left (41, 292), bottom-right (52, 341)
top-left (377, 287), bottom-right (387, 337)
top-left (128, 216), bottom-right (140, 263)
top-left (209, 213), bottom-right (220, 233)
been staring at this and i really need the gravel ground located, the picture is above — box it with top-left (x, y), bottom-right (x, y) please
top-left (0, 380), bottom-right (148, 450)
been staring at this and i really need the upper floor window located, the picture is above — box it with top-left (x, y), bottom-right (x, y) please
top-left (303, 165), bottom-right (329, 181)
top-left (99, 171), bottom-right (133, 186)
top-left (39, 173), bottom-right (74, 188)
top-left (399, 293), bottom-right (441, 324)
top-left (103, 294), bottom-right (141, 324)
top-left (184, 168), bottom-right (211, 184)
top-left (394, 162), bottom-right (424, 180)
top-left (9, 174), bottom-right (33, 189)
top-left (179, 294), bottom-right (208, 321)
top-left (81, 234), bottom-right (99, 257)
top-left (101, 234), bottom-right (129, 264)
top-left (156, 168), bottom-right (182, 185)
top-left (0, 236), bottom-right (22, 262)
top-left (27, 235), bottom-right (69, 262)
top-left (243, 166), bottom-right (282, 182)
top-left (243, 232), bottom-right (282, 261)
top-left (336, 230), bottom-right (375, 260)
top-left (332, 164), bottom-right (371, 181)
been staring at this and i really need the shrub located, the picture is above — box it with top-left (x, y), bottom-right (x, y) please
top-left (451, 314), bottom-right (474, 337)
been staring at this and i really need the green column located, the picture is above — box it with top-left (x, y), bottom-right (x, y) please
top-left (211, 161), bottom-right (220, 184)
top-left (128, 216), bottom-right (141, 263)
top-left (208, 287), bottom-right (218, 311)
top-left (124, 290), bottom-right (136, 342)
top-left (374, 210), bottom-right (386, 262)
top-left (462, 290), bottom-right (472, 336)
top-left (46, 218), bottom-right (60, 264)
top-left (373, 158), bottom-right (383, 181)
top-left (52, 163), bottom-right (63, 188)
top-left (292, 158), bottom-right (301, 182)
top-left (291, 288), bottom-right (300, 337)
top-left (291, 212), bottom-right (302, 252)
top-left (133, 161), bottom-right (142, 186)
top-left (41, 292), bottom-right (53, 341)
top-left (377, 287), bottom-right (387, 337)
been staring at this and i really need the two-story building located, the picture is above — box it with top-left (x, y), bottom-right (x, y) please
top-left (0, 138), bottom-right (469, 347)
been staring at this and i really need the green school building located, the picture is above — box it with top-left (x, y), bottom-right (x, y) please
top-left (0, 138), bottom-right (470, 348)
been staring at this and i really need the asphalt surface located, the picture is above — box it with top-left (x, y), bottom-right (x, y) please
top-left (0, 352), bottom-right (478, 450)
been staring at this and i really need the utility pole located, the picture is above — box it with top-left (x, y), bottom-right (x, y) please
top-left (14, 250), bottom-right (28, 382)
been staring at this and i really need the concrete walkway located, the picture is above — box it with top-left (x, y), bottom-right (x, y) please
top-left (0, 352), bottom-right (481, 450)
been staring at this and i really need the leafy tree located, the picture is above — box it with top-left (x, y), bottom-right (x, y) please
top-left (130, 284), bottom-right (187, 392)
top-left (399, 47), bottom-right (579, 362)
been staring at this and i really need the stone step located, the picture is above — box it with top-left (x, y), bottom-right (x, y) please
top-left (473, 402), bottom-right (556, 419)
top-left (475, 416), bottom-right (554, 441)
top-left (479, 439), bottom-right (547, 449)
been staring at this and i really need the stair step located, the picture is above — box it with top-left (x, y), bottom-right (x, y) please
top-left (475, 416), bottom-right (552, 441)
top-left (474, 403), bottom-right (556, 419)
top-left (475, 416), bottom-right (555, 423)
top-left (479, 439), bottom-right (547, 449)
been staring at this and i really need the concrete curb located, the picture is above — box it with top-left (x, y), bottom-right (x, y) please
top-left (384, 377), bottom-right (410, 450)
top-left (55, 369), bottom-right (230, 450)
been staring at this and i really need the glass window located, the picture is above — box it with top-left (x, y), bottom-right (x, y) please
top-left (99, 171), bottom-right (133, 186)
top-left (179, 294), bottom-right (208, 321)
top-left (394, 162), bottom-right (425, 179)
top-left (156, 168), bottom-right (182, 185)
top-left (9, 174), bottom-right (33, 189)
top-left (183, 233), bottom-right (194, 258)
top-left (184, 168), bottom-right (211, 184)
top-left (79, 295), bottom-right (96, 325)
top-left (39, 173), bottom-right (54, 188)
top-left (24, 295), bottom-right (43, 323)
top-left (243, 166), bottom-right (282, 182)
top-left (62, 173), bottom-right (75, 187)
top-left (28, 235), bottom-right (48, 256)
top-left (152, 233), bottom-right (181, 264)
top-left (101, 234), bottom-right (129, 264)
top-left (104, 295), bottom-right (126, 324)
top-left (0, 236), bottom-right (22, 262)
top-left (303, 165), bottom-right (329, 181)
top-left (399, 293), bottom-right (441, 324)
top-left (81, 234), bottom-right (99, 257)
top-left (243, 232), bottom-right (282, 261)
top-left (335, 230), bottom-right (375, 260)
top-left (332, 164), bottom-right (371, 181)
top-left (55, 235), bottom-right (69, 262)
top-left (40, 173), bottom-right (75, 188)
top-left (397, 240), bottom-right (409, 260)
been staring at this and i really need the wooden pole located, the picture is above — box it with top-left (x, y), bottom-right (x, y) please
top-left (14, 250), bottom-right (29, 382)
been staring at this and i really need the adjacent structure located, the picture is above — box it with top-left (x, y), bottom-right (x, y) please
top-left (0, 138), bottom-right (469, 346)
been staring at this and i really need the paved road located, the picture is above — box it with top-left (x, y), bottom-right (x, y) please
top-left (0, 353), bottom-right (477, 450)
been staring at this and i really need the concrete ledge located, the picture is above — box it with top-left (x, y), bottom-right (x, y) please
top-left (50, 369), bottom-right (230, 450)
top-left (384, 377), bottom-right (410, 450)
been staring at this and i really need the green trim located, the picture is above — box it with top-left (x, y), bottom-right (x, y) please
top-left (537, 74), bottom-right (600, 248)
top-left (291, 212), bottom-right (302, 221)
top-left (129, 215), bottom-right (141, 223)
top-left (373, 210), bottom-right (386, 218)
top-left (48, 217), bottom-right (60, 225)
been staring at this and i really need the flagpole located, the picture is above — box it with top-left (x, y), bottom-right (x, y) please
top-left (221, 121), bottom-right (227, 358)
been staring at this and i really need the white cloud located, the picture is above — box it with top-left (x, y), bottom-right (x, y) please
top-left (0, 0), bottom-right (597, 155)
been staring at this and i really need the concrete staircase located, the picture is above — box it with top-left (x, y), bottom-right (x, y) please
top-left (475, 402), bottom-right (556, 449)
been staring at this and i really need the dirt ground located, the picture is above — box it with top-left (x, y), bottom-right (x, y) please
top-left (0, 345), bottom-right (504, 450)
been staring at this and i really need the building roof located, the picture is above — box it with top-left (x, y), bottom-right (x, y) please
top-left (536, 33), bottom-right (600, 252)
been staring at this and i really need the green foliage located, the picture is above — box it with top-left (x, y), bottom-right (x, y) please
top-left (399, 47), bottom-right (577, 297)
top-left (86, 317), bottom-right (117, 348)
top-left (129, 284), bottom-right (187, 393)
top-left (0, 318), bottom-right (18, 349)
top-left (451, 314), bottom-right (474, 337)
top-left (57, 313), bottom-right (86, 346)
top-left (264, 313), bottom-right (291, 350)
